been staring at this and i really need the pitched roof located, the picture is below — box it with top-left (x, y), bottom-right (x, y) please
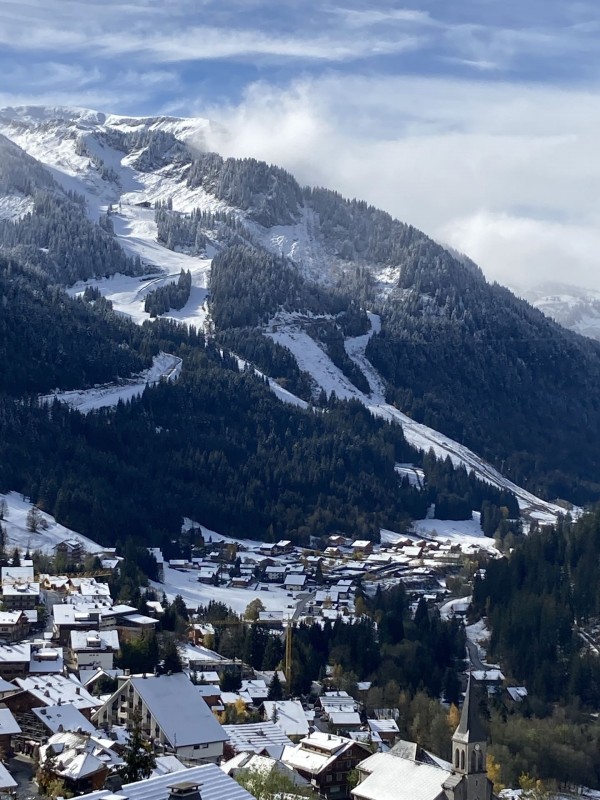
top-left (33, 703), bottom-right (96, 735)
top-left (123, 674), bottom-right (228, 748)
top-left (262, 700), bottom-right (309, 738)
top-left (223, 721), bottom-right (293, 757)
top-left (454, 675), bottom-right (486, 744)
top-left (353, 753), bottom-right (451, 800)
top-left (73, 762), bottom-right (256, 800)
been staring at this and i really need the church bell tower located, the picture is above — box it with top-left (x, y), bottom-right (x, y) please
top-left (451, 675), bottom-right (493, 800)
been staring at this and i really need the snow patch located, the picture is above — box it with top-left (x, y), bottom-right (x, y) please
top-left (39, 352), bottom-right (182, 414)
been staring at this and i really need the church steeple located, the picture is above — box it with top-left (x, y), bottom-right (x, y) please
top-left (455, 673), bottom-right (486, 751)
top-left (451, 674), bottom-right (491, 800)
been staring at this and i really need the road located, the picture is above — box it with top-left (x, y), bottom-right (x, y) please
top-left (466, 638), bottom-right (487, 671)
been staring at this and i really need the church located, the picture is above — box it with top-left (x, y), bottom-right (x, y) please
top-left (352, 676), bottom-right (496, 800)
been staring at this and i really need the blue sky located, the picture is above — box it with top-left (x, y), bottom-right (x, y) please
top-left (2, 0), bottom-right (600, 288)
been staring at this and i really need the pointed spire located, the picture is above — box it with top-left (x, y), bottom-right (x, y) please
top-left (455, 674), bottom-right (486, 743)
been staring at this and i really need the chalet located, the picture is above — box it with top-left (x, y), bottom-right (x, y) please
top-left (115, 612), bottom-right (159, 642)
top-left (195, 565), bottom-right (219, 585)
top-left (258, 543), bottom-right (279, 557)
top-left (275, 540), bottom-right (293, 555)
top-left (231, 575), bottom-right (253, 589)
top-left (0, 611), bottom-right (29, 642)
top-left (0, 643), bottom-right (31, 680)
top-left (283, 731), bottom-right (370, 800)
top-left (284, 573), bottom-right (307, 592)
top-left (264, 565), bottom-right (286, 583)
top-left (70, 629), bottom-right (120, 670)
top-left (351, 540), bottom-right (373, 557)
top-left (53, 604), bottom-right (103, 645)
top-left (53, 539), bottom-right (84, 563)
top-left (10, 674), bottom-right (100, 719)
top-left (2, 580), bottom-right (39, 611)
top-left (38, 730), bottom-right (122, 794)
top-left (188, 623), bottom-right (215, 646)
top-left (257, 610), bottom-right (284, 628)
top-left (367, 718), bottom-right (400, 745)
top-left (93, 673), bottom-right (228, 764)
top-left (240, 679), bottom-right (268, 705)
top-left (0, 708), bottom-right (21, 756)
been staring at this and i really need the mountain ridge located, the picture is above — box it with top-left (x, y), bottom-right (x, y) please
top-left (0, 104), bottom-right (597, 519)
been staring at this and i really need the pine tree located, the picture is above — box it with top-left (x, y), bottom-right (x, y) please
top-left (118, 710), bottom-right (156, 784)
top-left (267, 672), bottom-right (283, 701)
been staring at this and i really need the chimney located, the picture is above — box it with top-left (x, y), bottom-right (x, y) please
top-left (167, 782), bottom-right (202, 800)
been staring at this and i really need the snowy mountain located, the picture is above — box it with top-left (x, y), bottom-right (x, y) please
top-left (0, 104), bottom-right (597, 547)
top-left (518, 282), bottom-right (600, 342)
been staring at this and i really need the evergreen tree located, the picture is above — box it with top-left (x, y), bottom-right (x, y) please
top-left (118, 710), bottom-right (156, 784)
top-left (267, 672), bottom-right (283, 701)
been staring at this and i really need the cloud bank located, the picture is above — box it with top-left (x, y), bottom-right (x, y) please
top-left (199, 75), bottom-right (600, 291)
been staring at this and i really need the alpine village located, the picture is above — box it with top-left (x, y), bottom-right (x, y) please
top-left (0, 102), bottom-right (598, 800)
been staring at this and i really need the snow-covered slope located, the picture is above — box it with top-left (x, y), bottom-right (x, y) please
top-left (0, 492), bottom-right (103, 555)
top-left (519, 282), bottom-right (600, 342)
top-left (39, 352), bottom-right (182, 414)
top-left (269, 312), bottom-right (570, 524)
top-left (0, 105), bottom-right (572, 526)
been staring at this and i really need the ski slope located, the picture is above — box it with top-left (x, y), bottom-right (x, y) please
top-left (39, 352), bottom-right (182, 414)
top-left (0, 492), bottom-right (103, 555)
top-left (269, 312), bottom-right (570, 523)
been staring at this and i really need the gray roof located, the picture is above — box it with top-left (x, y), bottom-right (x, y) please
top-left (73, 763), bottom-right (256, 800)
top-left (223, 721), bottom-right (293, 755)
top-left (455, 675), bottom-right (486, 743)
top-left (123, 674), bottom-right (228, 748)
top-left (33, 703), bottom-right (96, 735)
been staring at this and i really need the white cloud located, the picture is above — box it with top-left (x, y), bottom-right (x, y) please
top-left (198, 74), bottom-right (600, 290)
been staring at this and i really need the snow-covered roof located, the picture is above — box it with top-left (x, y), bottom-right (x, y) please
top-left (328, 711), bottom-right (361, 726)
top-left (0, 642), bottom-right (30, 663)
top-left (15, 674), bottom-right (99, 710)
top-left (223, 721), bottom-right (293, 756)
top-left (353, 752), bottom-right (452, 800)
top-left (240, 679), bottom-right (268, 700)
top-left (29, 644), bottom-right (64, 673)
top-left (262, 700), bottom-right (310, 738)
top-left (120, 613), bottom-right (158, 626)
top-left (0, 762), bottom-right (16, 790)
top-left (71, 629), bottom-right (120, 651)
top-left (367, 719), bottom-right (399, 734)
top-left (0, 708), bottom-right (20, 735)
top-left (0, 611), bottom-right (26, 624)
top-left (150, 755), bottom-right (187, 778)
top-left (2, 582), bottom-right (39, 596)
top-left (75, 762), bottom-right (256, 800)
top-left (1, 566), bottom-right (34, 584)
top-left (283, 732), bottom-right (358, 775)
top-left (284, 573), bottom-right (307, 588)
top-left (471, 669), bottom-right (504, 682)
top-left (33, 703), bottom-right (97, 734)
top-left (110, 674), bottom-right (227, 748)
top-left (0, 677), bottom-right (19, 694)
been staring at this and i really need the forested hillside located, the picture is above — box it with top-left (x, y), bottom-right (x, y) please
top-left (366, 250), bottom-right (600, 504)
top-left (0, 255), bottom-right (150, 394)
top-left (472, 509), bottom-right (600, 709)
